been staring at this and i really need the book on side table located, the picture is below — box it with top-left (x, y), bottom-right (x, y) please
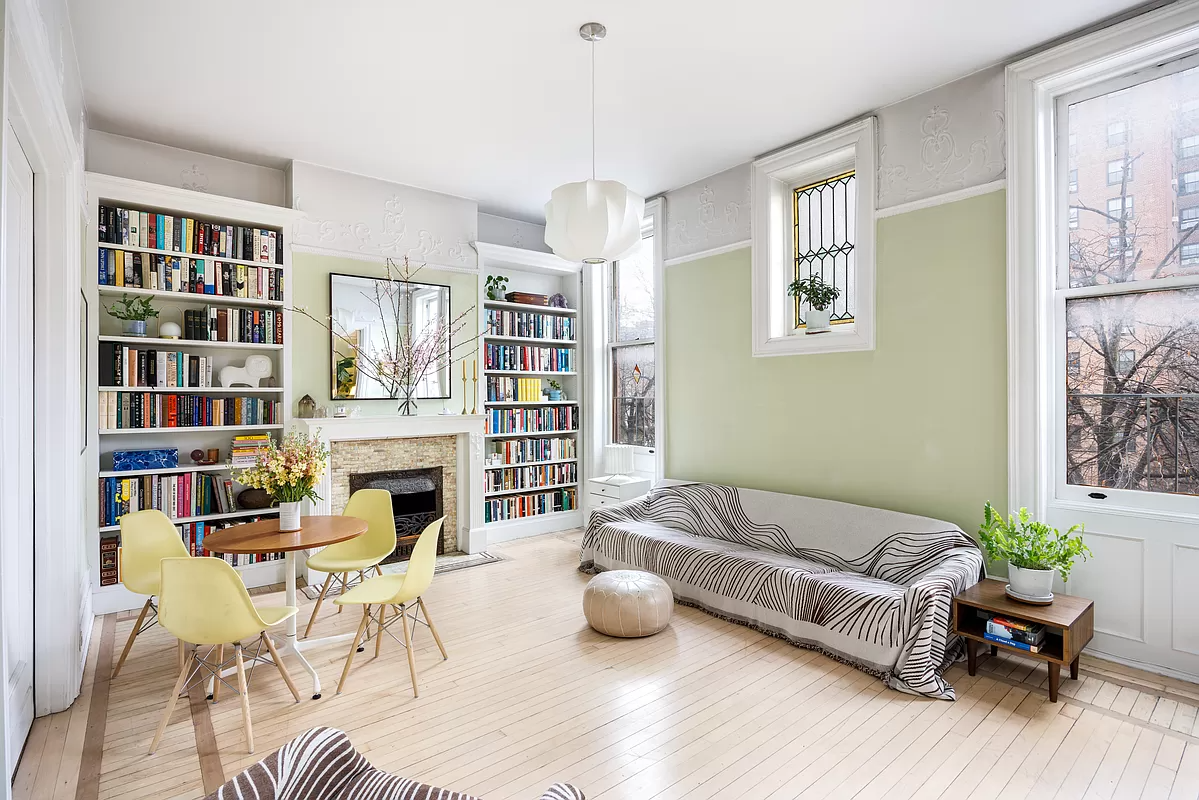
top-left (952, 578), bottom-right (1094, 702)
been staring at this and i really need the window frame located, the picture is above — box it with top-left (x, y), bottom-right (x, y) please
top-left (750, 117), bottom-right (876, 357)
top-left (1180, 134), bottom-right (1199, 158)
top-left (1107, 120), bottom-right (1130, 146)
top-left (1181, 170), bottom-right (1199, 195)
top-left (1106, 195), bottom-right (1134, 222)
top-left (1106, 158), bottom-right (1133, 185)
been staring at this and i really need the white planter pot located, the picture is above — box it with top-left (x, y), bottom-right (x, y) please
top-left (279, 501), bottom-right (302, 532)
top-left (1008, 564), bottom-right (1055, 601)
top-left (805, 307), bottom-right (831, 334)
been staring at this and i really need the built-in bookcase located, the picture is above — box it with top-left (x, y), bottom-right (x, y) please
top-left (86, 173), bottom-right (299, 614)
top-left (477, 243), bottom-right (584, 541)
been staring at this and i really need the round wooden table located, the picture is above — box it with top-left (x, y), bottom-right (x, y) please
top-left (203, 515), bottom-right (368, 699)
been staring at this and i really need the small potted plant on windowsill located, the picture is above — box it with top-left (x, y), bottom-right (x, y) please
top-left (786, 275), bottom-right (840, 334)
top-left (105, 293), bottom-right (159, 337)
top-left (978, 502), bottom-right (1092, 604)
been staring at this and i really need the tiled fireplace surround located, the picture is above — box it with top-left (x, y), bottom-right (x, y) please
top-left (292, 416), bottom-right (486, 580)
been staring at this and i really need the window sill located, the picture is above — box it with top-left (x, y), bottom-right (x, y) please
top-left (753, 323), bottom-right (874, 357)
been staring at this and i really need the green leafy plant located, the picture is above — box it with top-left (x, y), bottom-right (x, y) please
top-left (547, 379), bottom-right (562, 392)
top-left (485, 274), bottom-right (509, 301)
top-left (977, 503), bottom-right (1092, 581)
top-left (105, 293), bottom-right (159, 321)
top-left (786, 274), bottom-right (841, 311)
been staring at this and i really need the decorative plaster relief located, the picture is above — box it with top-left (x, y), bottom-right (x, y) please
top-left (289, 161), bottom-right (478, 269)
top-left (876, 66), bottom-right (1006, 209)
top-left (663, 163), bottom-right (752, 263)
top-left (478, 212), bottom-right (551, 254)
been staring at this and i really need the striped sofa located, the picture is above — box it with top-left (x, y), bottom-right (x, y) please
top-left (205, 727), bottom-right (584, 800)
top-left (581, 483), bottom-right (985, 700)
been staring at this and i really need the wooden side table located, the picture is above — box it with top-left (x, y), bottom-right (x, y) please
top-left (952, 578), bottom-right (1094, 702)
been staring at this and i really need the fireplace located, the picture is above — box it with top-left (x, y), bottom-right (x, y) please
top-left (350, 467), bottom-right (445, 563)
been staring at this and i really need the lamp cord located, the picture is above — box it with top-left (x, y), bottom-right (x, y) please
top-left (590, 38), bottom-right (596, 181)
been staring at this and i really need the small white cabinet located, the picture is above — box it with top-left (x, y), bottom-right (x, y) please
top-left (588, 476), bottom-right (651, 508)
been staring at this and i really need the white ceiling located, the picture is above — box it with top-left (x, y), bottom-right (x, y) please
top-left (71, 0), bottom-right (1144, 222)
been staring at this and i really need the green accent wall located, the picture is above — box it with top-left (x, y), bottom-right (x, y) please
top-left (290, 252), bottom-right (479, 416)
top-left (663, 189), bottom-right (1008, 535)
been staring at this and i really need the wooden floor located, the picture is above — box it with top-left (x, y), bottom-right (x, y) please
top-left (13, 531), bottom-right (1199, 799)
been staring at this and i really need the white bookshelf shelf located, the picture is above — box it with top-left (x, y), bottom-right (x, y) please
top-left (483, 299), bottom-right (577, 316)
top-left (484, 482), bottom-right (578, 499)
top-left (484, 399), bottom-right (577, 407)
top-left (484, 335), bottom-right (577, 347)
top-left (99, 424), bottom-right (284, 436)
top-left (99, 241), bottom-right (282, 271)
top-left (99, 463), bottom-right (231, 478)
top-left (97, 284), bottom-right (283, 308)
top-left (484, 369), bottom-right (576, 377)
top-left (99, 334), bottom-right (282, 351)
top-left (484, 457), bottom-right (578, 470)
top-left (485, 429), bottom-right (578, 440)
top-left (97, 507), bottom-right (279, 534)
top-left (99, 386), bottom-right (284, 394)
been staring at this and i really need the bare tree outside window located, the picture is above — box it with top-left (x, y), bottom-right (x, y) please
top-left (610, 234), bottom-right (655, 448)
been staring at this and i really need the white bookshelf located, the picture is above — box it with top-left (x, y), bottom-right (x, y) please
top-left (477, 243), bottom-right (585, 537)
top-left (86, 173), bottom-right (300, 613)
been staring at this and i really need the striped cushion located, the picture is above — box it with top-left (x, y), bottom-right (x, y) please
top-left (204, 727), bottom-right (585, 800)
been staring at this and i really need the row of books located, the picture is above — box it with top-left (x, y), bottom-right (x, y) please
top-left (485, 344), bottom-right (575, 373)
top-left (99, 523), bottom-right (283, 586)
top-left (981, 613), bottom-right (1048, 653)
top-left (98, 392), bottom-right (281, 430)
top-left (487, 406), bottom-right (578, 436)
top-left (485, 376), bottom-right (568, 403)
top-left (98, 249), bottom-right (284, 301)
top-left (484, 487), bottom-right (578, 523)
top-left (101, 344), bottom-right (219, 388)
top-left (98, 205), bottom-right (283, 265)
top-left (98, 471), bottom-right (234, 527)
top-left (487, 437), bottom-right (576, 466)
top-left (179, 307), bottom-right (283, 344)
top-left (484, 462), bottom-right (577, 494)
top-left (231, 433), bottom-right (272, 467)
top-left (485, 309), bottom-right (576, 341)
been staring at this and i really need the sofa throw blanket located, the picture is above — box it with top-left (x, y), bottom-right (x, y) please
top-left (581, 483), bottom-right (984, 699)
top-left (205, 726), bottom-right (585, 800)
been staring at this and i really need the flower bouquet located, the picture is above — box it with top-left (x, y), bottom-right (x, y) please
top-left (235, 431), bottom-right (331, 531)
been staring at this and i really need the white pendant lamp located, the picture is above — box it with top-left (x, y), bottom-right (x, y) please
top-left (544, 22), bottom-right (644, 265)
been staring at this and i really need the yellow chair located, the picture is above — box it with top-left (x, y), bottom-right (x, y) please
top-left (334, 517), bottom-right (448, 698)
top-left (149, 557), bottom-right (301, 755)
top-left (303, 489), bottom-right (398, 638)
top-left (112, 509), bottom-right (192, 678)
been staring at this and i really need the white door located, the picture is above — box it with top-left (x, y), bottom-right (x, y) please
top-left (2, 123), bottom-right (37, 774)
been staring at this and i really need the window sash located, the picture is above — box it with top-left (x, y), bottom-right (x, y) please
top-left (605, 229), bottom-right (657, 454)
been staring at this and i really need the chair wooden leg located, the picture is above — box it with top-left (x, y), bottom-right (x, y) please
top-left (375, 565), bottom-right (383, 576)
top-left (234, 644), bottom-right (254, 754)
top-left (176, 638), bottom-right (186, 671)
top-left (112, 598), bottom-right (153, 678)
top-left (374, 605), bottom-right (385, 659)
top-left (211, 644), bottom-right (225, 703)
top-left (149, 648), bottom-right (194, 755)
top-left (336, 573), bottom-right (347, 613)
top-left (401, 603), bottom-right (419, 698)
top-left (336, 606), bottom-right (372, 695)
top-left (303, 572), bottom-right (335, 639)
top-left (418, 597), bottom-right (448, 660)
top-left (262, 633), bottom-right (301, 703)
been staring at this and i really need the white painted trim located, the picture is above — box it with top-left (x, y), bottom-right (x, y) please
top-left (875, 179), bottom-right (1007, 219)
top-left (663, 239), bottom-right (751, 267)
top-left (1085, 648), bottom-right (1199, 685)
top-left (86, 172), bottom-right (300, 227)
top-left (474, 241), bottom-right (579, 275)
top-left (750, 117), bottom-right (876, 357)
top-left (483, 511), bottom-right (584, 543)
top-left (290, 242), bottom-right (482, 275)
top-left (645, 199), bottom-right (666, 482)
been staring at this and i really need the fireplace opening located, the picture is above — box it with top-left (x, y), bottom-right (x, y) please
top-left (349, 467), bottom-right (445, 563)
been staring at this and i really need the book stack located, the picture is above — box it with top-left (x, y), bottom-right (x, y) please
top-left (484, 486), bottom-right (577, 523)
top-left (98, 205), bottom-right (283, 265)
top-left (97, 251), bottom-right (284, 302)
top-left (98, 471), bottom-right (235, 526)
top-left (98, 392), bottom-right (281, 429)
top-left (181, 307), bottom-right (283, 344)
top-left (230, 434), bottom-right (272, 467)
top-left (487, 406), bottom-right (577, 435)
top-left (983, 615), bottom-right (1047, 653)
top-left (485, 344), bottom-right (575, 372)
top-left (490, 436), bottom-right (576, 465)
top-left (485, 309), bottom-right (575, 340)
top-left (484, 462), bottom-right (577, 494)
top-left (101, 343), bottom-right (219, 388)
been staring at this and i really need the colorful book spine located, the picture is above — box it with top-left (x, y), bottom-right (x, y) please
top-left (983, 632), bottom-right (1041, 653)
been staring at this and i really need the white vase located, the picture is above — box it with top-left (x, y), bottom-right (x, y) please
top-left (1008, 564), bottom-right (1055, 601)
top-left (278, 501), bottom-right (302, 532)
top-left (805, 307), bottom-right (831, 334)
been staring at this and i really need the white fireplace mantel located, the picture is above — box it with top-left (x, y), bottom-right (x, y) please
top-left (294, 414), bottom-right (487, 556)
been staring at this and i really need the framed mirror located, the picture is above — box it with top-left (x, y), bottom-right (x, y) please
top-left (328, 272), bottom-right (452, 400)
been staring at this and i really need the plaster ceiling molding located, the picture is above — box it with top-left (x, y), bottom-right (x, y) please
top-left (288, 162), bottom-right (479, 269)
top-left (477, 213), bottom-right (551, 254)
top-left (663, 164), bottom-right (752, 263)
top-left (180, 164), bottom-right (210, 193)
top-left (876, 65), bottom-right (1006, 209)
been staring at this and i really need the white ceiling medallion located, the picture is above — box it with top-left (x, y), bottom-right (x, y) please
top-left (544, 22), bottom-right (644, 265)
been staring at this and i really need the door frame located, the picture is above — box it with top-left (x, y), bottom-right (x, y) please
top-left (3, 0), bottom-right (88, 746)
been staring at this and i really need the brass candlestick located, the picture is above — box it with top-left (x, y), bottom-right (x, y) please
top-left (472, 359), bottom-right (478, 415)
top-left (461, 360), bottom-right (468, 415)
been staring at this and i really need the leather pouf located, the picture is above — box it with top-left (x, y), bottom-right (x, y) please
top-left (583, 570), bottom-right (673, 637)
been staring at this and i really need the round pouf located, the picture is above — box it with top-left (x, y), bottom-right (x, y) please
top-left (583, 570), bottom-right (673, 638)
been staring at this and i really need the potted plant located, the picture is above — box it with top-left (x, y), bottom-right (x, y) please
top-left (546, 379), bottom-right (563, 401)
top-left (786, 275), bottom-right (841, 334)
top-left (105, 293), bottom-right (159, 337)
top-left (977, 502), bottom-right (1092, 603)
top-left (485, 275), bottom-right (509, 301)
top-left (234, 430), bottom-right (331, 531)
